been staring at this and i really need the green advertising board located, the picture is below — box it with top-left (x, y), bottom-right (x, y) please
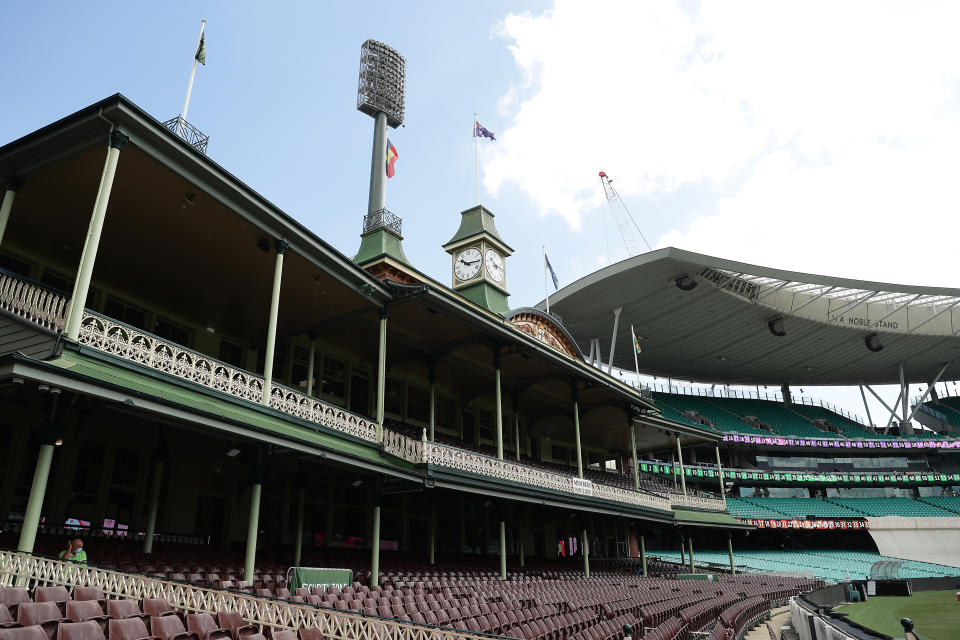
top-left (287, 567), bottom-right (354, 592)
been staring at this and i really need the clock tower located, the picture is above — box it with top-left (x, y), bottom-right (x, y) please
top-left (442, 205), bottom-right (513, 316)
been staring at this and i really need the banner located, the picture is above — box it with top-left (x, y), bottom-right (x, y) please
top-left (722, 434), bottom-right (960, 450)
top-left (638, 462), bottom-right (960, 485)
top-left (287, 567), bottom-right (353, 592)
top-left (736, 518), bottom-right (870, 530)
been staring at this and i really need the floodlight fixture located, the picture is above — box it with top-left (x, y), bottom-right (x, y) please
top-left (675, 274), bottom-right (697, 291)
top-left (865, 332), bottom-right (884, 352)
top-left (768, 316), bottom-right (786, 337)
top-left (357, 39), bottom-right (406, 128)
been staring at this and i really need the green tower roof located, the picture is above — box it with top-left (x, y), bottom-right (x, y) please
top-left (443, 205), bottom-right (514, 254)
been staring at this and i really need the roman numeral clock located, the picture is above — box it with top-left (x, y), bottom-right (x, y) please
top-left (443, 205), bottom-right (514, 316)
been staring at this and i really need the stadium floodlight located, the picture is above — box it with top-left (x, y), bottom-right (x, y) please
top-left (865, 332), bottom-right (885, 352)
top-left (674, 274), bottom-right (697, 291)
top-left (357, 39), bottom-right (406, 128)
top-left (768, 316), bottom-right (786, 337)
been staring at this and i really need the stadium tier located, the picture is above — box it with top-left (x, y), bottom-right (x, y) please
top-left (3, 86), bottom-right (960, 640)
top-left (645, 549), bottom-right (958, 582)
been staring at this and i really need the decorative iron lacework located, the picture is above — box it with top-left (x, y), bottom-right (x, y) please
top-left (0, 272), bottom-right (727, 512)
top-left (0, 550), bottom-right (491, 640)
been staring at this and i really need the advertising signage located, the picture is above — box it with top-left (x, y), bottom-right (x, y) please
top-left (721, 434), bottom-right (960, 449)
top-left (637, 462), bottom-right (960, 485)
top-left (737, 518), bottom-right (870, 530)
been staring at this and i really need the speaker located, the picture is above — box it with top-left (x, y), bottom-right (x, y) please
top-left (865, 333), bottom-right (884, 352)
top-left (768, 317), bottom-right (786, 337)
top-left (675, 274), bottom-right (697, 291)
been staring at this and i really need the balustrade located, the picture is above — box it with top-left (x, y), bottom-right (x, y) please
top-left (0, 550), bottom-right (487, 640)
top-left (0, 271), bottom-right (726, 513)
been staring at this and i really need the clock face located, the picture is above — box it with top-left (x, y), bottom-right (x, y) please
top-left (485, 249), bottom-right (505, 283)
top-left (454, 247), bottom-right (482, 281)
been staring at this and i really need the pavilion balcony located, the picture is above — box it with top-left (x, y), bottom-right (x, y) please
top-left (163, 116), bottom-right (210, 154)
top-left (0, 268), bottom-right (728, 514)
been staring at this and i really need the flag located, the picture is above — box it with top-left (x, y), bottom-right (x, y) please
top-left (474, 121), bottom-right (496, 141)
top-left (634, 333), bottom-right (642, 355)
top-left (195, 32), bottom-right (206, 65)
top-left (386, 139), bottom-right (398, 178)
top-left (544, 253), bottom-right (559, 290)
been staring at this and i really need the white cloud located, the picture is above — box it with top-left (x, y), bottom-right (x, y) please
top-left (488, 0), bottom-right (960, 271)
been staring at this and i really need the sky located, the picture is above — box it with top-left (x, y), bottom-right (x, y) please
top-left (5, 0), bottom-right (960, 424)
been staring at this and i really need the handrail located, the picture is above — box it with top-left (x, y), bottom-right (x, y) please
top-left (639, 459), bottom-right (960, 484)
top-left (0, 549), bottom-right (493, 640)
top-left (421, 438), bottom-right (680, 512)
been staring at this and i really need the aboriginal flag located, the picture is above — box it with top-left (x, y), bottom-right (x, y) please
top-left (386, 139), bottom-right (398, 178)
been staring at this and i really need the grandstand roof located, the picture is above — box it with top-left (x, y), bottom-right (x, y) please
top-left (541, 248), bottom-right (960, 386)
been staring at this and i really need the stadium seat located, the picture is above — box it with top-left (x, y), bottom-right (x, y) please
top-left (0, 607), bottom-right (17, 629)
top-left (108, 618), bottom-right (157, 640)
top-left (185, 614), bottom-right (230, 640)
top-left (33, 589), bottom-right (70, 615)
top-left (151, 616), bottom-right (199, 640)
top-left (16, 603), bottom-right (67, 640)
top-left (0, 627), bottom-right (49, 640)
top-left (0, 589), bottom-right (30, 618)
top-left (64, 602), bottom-right (109, 635)
top-left (56, 621), bottom-right (105, 640)
top-left (142, 601), bottom-right (178, 620)
top-left (107, 601), bottom-right (149, 623)
top-left (70, 590), bottom-right (103, 606)
top-left (215, 613), bottom-right (257, 640)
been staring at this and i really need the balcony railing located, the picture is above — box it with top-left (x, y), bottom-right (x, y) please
top-left (0, 550), bottom-right (492, 640)
top-left (363, 208), bottom-right (402, 236)
top-left (0, 270), bottom-right (729, 513)
top-left (163, 116), bottom-right (210, 154)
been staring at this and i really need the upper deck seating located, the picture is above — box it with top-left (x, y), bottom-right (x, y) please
top-left (713, 398), bottom-right (828, 439)
top-left (825, 497), bottom-right (955, 517)
top-left (651, 394), bottom-right (767, 435)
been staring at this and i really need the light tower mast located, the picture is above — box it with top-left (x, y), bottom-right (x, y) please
top-left (598, 171), bottom-right (652, 256)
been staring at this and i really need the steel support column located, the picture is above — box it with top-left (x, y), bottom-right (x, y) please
top-left (728, 533), bottom-right (735, 575)
top-left (370, 504), bottom-right (381, 587)
top-left (573, 395), bottom-right (583, 478)
top-left (899, 362), bottom-right (908, 423)
top-left (142, 460), bottom-right (164, 554)
top-left (243, 483), bottom-right (262, 581)
top-left (630, 423), bottom-right (639, 491)
top-left (714, 446), bottom-right (726, 508)
top-left (907, 361), bottom-right (951, 422)
top-left (293, 487), bottom-right (304, 568)
top-left (261, 240), bottom-right (287, 405)
top-left (428, 502), bottom-right (437, 565)
top-left (640, 534), bottom-right (647, 577)
top-left (858, 384), bottom-right (874, 427)
top-left (306, 333), bottom-right (317, 396)
top-left (499, 520), bottom-right (507, 580)
top-left (495, 353), bottom-right (503, 460)
top-left (606, 307), bottom-right (623, 373)
top-left (64, 131), bottom-right (128, 340)
top-left (376, 308), bottom-right (387, 442)
top-left (17, 444), bottom-right (55, 553)
top-left (0, 175), bottom-right (24, 248)
top-left (675, 436), bottom-right (687, 496)
top-left (582, 528), bottom-right (590, 578)
top-left (687, 537), bottom-right (695, 573)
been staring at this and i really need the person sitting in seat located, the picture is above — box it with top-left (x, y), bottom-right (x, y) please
top-left (58, 538), bottom-right (87, 564)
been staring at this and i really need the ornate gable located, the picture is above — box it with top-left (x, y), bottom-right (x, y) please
top-left (506, 308), bottom-right (581, 359)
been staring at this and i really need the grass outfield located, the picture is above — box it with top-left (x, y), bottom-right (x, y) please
top-left (835, 590), bottom-right (960, 640)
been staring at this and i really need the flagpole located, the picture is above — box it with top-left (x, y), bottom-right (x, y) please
top-left (543, 245), bottom-right (550, 314)
top-left (181, 19), bottom-right (206, 133)
top-left (474, 113), bottom-right (480, 205)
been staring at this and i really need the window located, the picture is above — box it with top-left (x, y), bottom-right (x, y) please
top-left (292, 346), bottom-right (310, 390)
top-left (154, 316), bottom-right (191, 346)
top-left (407, 386), bottom-right (430, 423)
top-left (477, 409), bottom-right (492, 440)
top-left (436, 396), bottom-right (455, 429)
top-left (322, 356), bottom-right (347, 398)
top-left (103, 296), bottom-right (148, 330)
top-left (385, 378), bottom-right (404, 415)
top-left (551, 445), bottom-right (568, 462)
top-left (0, 253), bottom-right (31, 277)
top-left (218, 340), bottom-right (245, 367)
top-left (256, 341), bottom-right (288, 381)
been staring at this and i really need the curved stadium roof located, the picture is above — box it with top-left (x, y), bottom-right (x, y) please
top-left (539, 247), bottom-right (960, 386)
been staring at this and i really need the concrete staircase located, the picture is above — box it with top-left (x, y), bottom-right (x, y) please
top-left (743, 606), bottom-right (791, 640)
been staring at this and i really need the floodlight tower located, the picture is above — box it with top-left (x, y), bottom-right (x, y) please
top-left (358, 41), bottom-right (405, 218)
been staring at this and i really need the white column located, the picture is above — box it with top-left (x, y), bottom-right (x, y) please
top-left (514, 414), bottom-right (521, 462)
top-left (675, 435), bottom-right (687, 496)
top-left (582, 527), bottom-right (590, 578)
top-left (573, 397), bottom-right (584, 478)
top-left (630, 423), bottom-right (639, 491)
top-left (606, 307), bottom-right (623, 373)
top-left (715, 446), bottom-right (726, 508)
top-left (243, 483), bottom-right (262, 581)
top-left (17, 444), bottom-right (55, 553)
top-left (293, 488), bottom-right (305, 568)
top-left (142, 460), bottom-right (164, 554)
top-left (429, 370), bottom-right (436, 442)
top-left (306, 333), bottom-right (317, 396)
top-left (428, 502), bottom-right (437, 565)
top-left (376, 308), bottom-right (387, 442)
top-left (728, 533), bottom-right (735, 575)
top-left (261, 240), bottom-right (288, 405)
top-left (64, 130), bottom-right (128, 340)
top-left (640, 534), bottom-right (647, 577)
top-left (370, 502), bottom-right (382, 587)
top-left (499, 520), bottom-right (507, 580)
top-left (0, 175), bottom-right (24, 248)
top-left (495, 355), bottom-right (503, 460)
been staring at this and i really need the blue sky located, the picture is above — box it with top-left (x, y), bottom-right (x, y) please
top-left (7, 1), bottom-right (960, 421)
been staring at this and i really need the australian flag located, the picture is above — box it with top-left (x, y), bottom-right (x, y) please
top-left (474, 121), bottom-right (496, 141)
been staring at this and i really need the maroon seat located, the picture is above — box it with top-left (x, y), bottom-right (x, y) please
top-left (16, 603), bottom-right (67, 640)
top-left (0, 589), bottom-right (30, 618)
top-left (108, 618), bottom-right (158, 640)
top-left (297, 629), bottom-right (323, 640)
top-left (216, 613), bottom-right (257, 640)
top-left (107, 601), bottom-right (149, 623)
top-left (56, 621), bottom-right (104, 640)
top-left (0, 626), bottom-right (48, 640)
top-left (141, 601), bottom-right (177, 620)
top-left (270, 632), bottom-right (296, 640)
top-left (34, 588), bottom-right (71, 612)
top-left (69, 591), bottom-right (102, 606)
top-left (275, 590), bottom-right (290, 600)
top-left (64, 603), bottom-right (108, 635)
top-left (151, 616), bottom-right (199, 640)
top-left (185, 614), bottom-right (229, 640)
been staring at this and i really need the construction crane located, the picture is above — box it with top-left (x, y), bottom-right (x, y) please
top-left (598, 171), bottom-right (652, 256)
